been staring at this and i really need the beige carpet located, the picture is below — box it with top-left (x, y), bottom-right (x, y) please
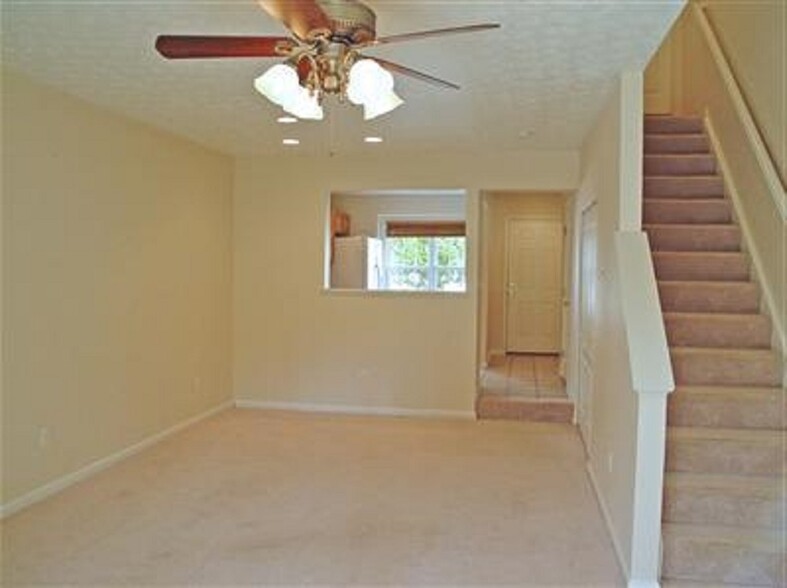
top-left (3, 409), bottom-right (623, 586)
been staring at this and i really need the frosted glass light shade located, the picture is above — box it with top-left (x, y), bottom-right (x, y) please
top-left (347, 59), bottom-right (403, 119)
top-left (363, 90), bottom-right (404, 120)
top-left (286, 87), bottom-right (324, 120)
top-left (254, 64), bottom-right (299, 106)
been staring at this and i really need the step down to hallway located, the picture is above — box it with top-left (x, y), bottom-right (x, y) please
top-left (670, 347), bottom-right (781, 387)
top-left (663, 312), bottom-right (770, 349)
top-left (644, 154), bottom-right (716, 176)
top-left (668, 385), bottom-right (785, 430)
top-left (643, 199), bottom-right (732, 224)
top-left (657, 281), bottom-right (760, 314)
top-left (662, 523), bottom-right (784, 586)
top-left (645, 224), bottom-right (741, 252)
top-left (644, 133), bottom-right (710, 154)
top-left (664, 473), bottom-right (784, 529)
top-left (475, 394), bottom-right (573, 423)
top-left (644, 176), bottom-right (725, 198)
top-left (666, 427), bottom-right (784, 476)
top-left (652, 251), bottom-right (749, 282)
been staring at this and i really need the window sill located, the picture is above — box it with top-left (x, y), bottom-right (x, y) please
top-left (321, 288), bottom-right (469, 298)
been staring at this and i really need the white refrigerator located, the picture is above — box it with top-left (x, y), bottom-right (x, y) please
top-left (331, 236), bottom-right (382, 289)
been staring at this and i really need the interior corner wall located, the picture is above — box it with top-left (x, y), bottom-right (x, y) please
top-left (233, 151), bottom-right (578, 414)
top-left (1, 70), bottom-right (234, 506)
top-left (567, 73), bottom-right (644, 579)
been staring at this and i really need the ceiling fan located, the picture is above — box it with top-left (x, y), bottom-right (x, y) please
top-left (155, 0), bottom-right (500, 120)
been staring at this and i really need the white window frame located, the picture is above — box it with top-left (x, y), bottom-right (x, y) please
top-left (377, 214), bottom-right (467, 292)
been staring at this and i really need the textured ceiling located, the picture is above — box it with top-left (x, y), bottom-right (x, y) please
top-left (1, 0), bottom-right (684, 157)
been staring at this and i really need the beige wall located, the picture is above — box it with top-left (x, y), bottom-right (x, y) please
top-left (566, 75), bottom-right (645, 578)
top-left (703, 0), bottom-right (786, 184)
top-left (1, 71), bottom-right (234, 506)
top-left (482, 192), bottom-right (566, 359)
top-left (233, 151), bottom-right (578, 413)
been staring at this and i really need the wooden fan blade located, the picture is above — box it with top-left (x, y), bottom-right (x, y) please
top-left (155, 35), bottom-right (296, 59)
top-left (257, 0), bottom-right (333, 41)
top-left (371, 23), bottom-right (500, 46)
top-left (370, 57), bottom-right (460, 90)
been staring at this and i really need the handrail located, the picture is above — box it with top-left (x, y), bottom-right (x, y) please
top-left (615, 230), bottom-right (674, 586)
top-left (693, 2), bottom-right (787, 219)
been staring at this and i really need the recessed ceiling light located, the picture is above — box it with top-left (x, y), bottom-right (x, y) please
top-left (277, 116), bottom-right (298, 124)
top-left (282, 139), bottom-right (300, 146)
top-left (364, 136), bottom-right (383, 144)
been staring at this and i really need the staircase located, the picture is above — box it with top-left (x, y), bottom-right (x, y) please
top-left (643, 115), bottom-right (785, 586)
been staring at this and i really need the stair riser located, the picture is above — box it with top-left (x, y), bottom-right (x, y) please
top-left (644, 177), bottom-right (725, 198)
top-left (664, 487), bottom-right (784, 529)
top-left (653, 254), bottom-right (749, 282)
top-left (645, 134), bottom-right (710, 154)
top-left (647, 226), bottom-right (741, 252)
top-left (664, 315), bottom-right (771, 349)
top-left (658, 283), bottom-right (760, 314)
top-left (475, 397), bottom-right (573, 423)
top-left (644, 155), bottom-right (716, 176)
top-left (671, 352), bottom-right (781, 387)
top-left (662, 535), bottom-right (783, 586)
top-left (666, 438), bottom-right (783, 476)
top-left (644, 117), bottom-right (705, 134)
top-left (668, 392), bottom-right (785, 430)
top-left (643, 200), bottom-right (732, 224)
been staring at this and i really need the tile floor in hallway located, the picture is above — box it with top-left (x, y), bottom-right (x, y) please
top-left (480, 353), bottom-right (567, 399)
top-left (2, 408), bottom-right (622, 586)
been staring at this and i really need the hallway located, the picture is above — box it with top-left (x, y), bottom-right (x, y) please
top-left (480, 354), bottom-right (568, 399)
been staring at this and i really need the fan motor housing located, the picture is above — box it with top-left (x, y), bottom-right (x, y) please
top-left (318, 0), bottom-right (376, 44)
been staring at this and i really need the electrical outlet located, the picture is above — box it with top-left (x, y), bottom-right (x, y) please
top-left (607, 453), bottom-right (614, 474)
top-left (38, 426), bottom-right (50, 449)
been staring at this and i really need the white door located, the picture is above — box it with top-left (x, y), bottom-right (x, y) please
top-left (505, 217), bottom-right (564, 353)
top-left (577, 204), bottom-right (598, 446)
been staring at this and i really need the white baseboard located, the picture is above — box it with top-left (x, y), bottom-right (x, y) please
top-left (586, 460), bottom-right (631, 584)
top-left (234, 399), bottom-right (476, 421)
top-left (0, 400), bottom-right (233, 520)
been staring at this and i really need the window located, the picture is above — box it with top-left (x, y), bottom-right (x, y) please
top-left (382, 220), bottom-right (466, 292)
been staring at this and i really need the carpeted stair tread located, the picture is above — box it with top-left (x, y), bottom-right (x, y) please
top-left (664, 472), bottom-right (784, 528)
top-left (643, 198), bottom-right (732, 224)
top-left (668, 385), bottom-right (785, 430)
top-left (644, 175), bottom-right (725, 198)
top-left (653, 251), bottom-right (749, 281)
top-left (662, 523), bottom-right (784, 586)
top-left (645, 224), bottom-right (740, 252)
top-left (645, 133), bottom-right (710, 154)
top-left (663, 312), bottom-right (770, 349)
top-left (669, 346), bottom-right (781, 387)
top-left (644, 154), bottom-right (716, 176)
top-left (657, 281), bottom-right (760, 314)
top-left (666, 426), bottom-right (784, 476)
top-left (645, 116), bottom-right (705, 134)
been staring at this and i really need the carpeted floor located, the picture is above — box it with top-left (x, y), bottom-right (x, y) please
top-left (2, 409), bottom-right (623, 586)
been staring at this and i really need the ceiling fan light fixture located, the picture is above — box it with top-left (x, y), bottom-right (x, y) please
top-left (283, 86), bottom-right (324, 120)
